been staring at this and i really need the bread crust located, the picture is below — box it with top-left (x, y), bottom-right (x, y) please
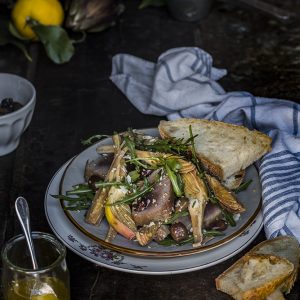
top-left (159, 118), bottom-right (272, 142)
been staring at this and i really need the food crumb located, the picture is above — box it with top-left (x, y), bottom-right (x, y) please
top-left (233, 214), bottom-right (241, 222)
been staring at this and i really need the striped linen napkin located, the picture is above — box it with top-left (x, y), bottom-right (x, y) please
top-left (110, 47), bottom-right (300, 243)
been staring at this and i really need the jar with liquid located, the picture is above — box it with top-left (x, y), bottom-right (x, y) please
top-left (1, 232), bottom-right (70, 300)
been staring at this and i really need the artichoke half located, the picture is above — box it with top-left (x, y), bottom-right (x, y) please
top-left (65, 0), bottom-right (124, 32)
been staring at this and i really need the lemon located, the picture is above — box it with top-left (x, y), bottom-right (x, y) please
top-left (11, 0), bottom-right (64, 40)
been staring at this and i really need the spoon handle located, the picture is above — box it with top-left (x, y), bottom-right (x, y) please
top-left (236, 0), bottom-right (296, 23)
top-left (15, 197), bottom-right (39, 270)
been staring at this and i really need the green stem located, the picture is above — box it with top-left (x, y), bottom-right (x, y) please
top-left (165, 163), bottom-right (183, 197)
top-left (234, 179), bottom-right (253, 193)
top-left (108, 180), bottom-right (156, 206)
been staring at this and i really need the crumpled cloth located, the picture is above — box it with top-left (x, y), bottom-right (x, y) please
top-left (110, 47), bottom-right (300, 243)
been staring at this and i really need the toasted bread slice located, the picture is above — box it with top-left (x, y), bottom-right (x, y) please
top-left (249, 236), bottom-right (300, 293)
top-left (158, 119), bottom-right (272, 181)
top-left (215, 254), bottom-right (294, 300)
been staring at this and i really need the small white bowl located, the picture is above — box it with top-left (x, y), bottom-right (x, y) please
top-left (0, 73), bottom-right (36, 156)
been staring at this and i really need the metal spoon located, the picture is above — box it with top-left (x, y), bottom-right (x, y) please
top-left (228, 0), bottom-right (296, 23)
top-left (15, 197), bottom-right (56, 296)
top-left (15, 196), bottom-right (39, 270)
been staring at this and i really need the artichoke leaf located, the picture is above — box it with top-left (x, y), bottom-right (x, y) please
top-left (182, 171), bottom-right (208, 247)
top-left (206, 174), bottom-right (245, 213)
top-left (136, 222), bottom-right (160, 246)
top-left (85, 141), bottom-right (127, 225)
top-left (65, 0), bottom-right (124, 32)
top-left (135, 149), bottom-right (165, 166)
top-left (105, 145), bottom-right (137, 239)
top-left (105, 225), bottom-right (117, 243)
top-left (135, 150), bottom-right (195, 174)
top-left (106, 186), bottom-right (137, 233)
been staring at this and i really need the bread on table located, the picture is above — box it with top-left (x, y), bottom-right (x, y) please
top-left (248, 236), bottom-right (300, 294)
top-left (215, 236), bottom-right (300, 300)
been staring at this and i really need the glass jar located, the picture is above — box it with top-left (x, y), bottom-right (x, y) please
top-left (2, 232), bottom-right (70, 300)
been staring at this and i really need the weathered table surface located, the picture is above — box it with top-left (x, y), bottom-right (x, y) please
top-left (0, 1), bottom-right (299, 299)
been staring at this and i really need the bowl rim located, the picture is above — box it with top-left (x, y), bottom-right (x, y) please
top-left (0, 73), bottom-right (36, 121)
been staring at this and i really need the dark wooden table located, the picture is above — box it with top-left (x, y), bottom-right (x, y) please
top-left (0, 1), bottom-right (299, 299)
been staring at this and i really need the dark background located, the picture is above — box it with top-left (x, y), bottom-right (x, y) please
top-left (0, 0), bottom-right (299, 299)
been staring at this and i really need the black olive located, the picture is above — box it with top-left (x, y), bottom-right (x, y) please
top-left (208, 219), bottom-right (228, 231)
top-left (203, 202), bottom-right (223, 228)
top-left (88, 175), bottom-right (102, 191)
top-left (0, 98), bottom-right (23, 115)
top-left (170, 222), bottom-right (188, 243)
top-left (1, 98), bottom-right (14, 112)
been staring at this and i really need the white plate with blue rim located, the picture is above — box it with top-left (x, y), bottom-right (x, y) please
top-left (45, 129), bottom-right (263, 274)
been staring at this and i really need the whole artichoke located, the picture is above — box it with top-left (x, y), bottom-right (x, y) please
top-left (65, 0), bottom-right (124, 32)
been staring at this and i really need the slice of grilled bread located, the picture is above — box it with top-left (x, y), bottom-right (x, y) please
top-left (158, 119), bottom-right (272, 181)
top-left (249, 236), bottom-right (300, 293)
top-left (215, 254), bottom-right (294, 300)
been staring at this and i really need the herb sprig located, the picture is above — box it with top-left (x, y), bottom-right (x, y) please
top-left (53, 180), bottom-right (130, 210)
top-left (52, 193), bottom-right (92, 211)
top-left (164, 158), bottom-right (184, 197)
top-left (130, 129), bottom-right (192, 155)
top-left (158, 235), bottom-right (194, 246)
top-left (163, 210), bottom-right (189, 225)
top-left (107, 177), bottom-right (156, 206)
top-left (67, 181), bottom-right (127, 195)
top-left (234, 179), bottom-right (253, 194)
top-left (81, 134), bottom-right (109, 146)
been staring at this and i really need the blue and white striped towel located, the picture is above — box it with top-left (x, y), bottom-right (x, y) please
top-left (110, 47), bottom-right (300, 243)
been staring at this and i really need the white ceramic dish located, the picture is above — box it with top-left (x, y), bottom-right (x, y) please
top-left (0, 73), bottom-right (36, 156)
top-left (45, 159), bottom-right (263, 274)
top-left (59, 129), bottom-right (262, 257)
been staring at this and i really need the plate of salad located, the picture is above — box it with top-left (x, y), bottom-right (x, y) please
top-left (54, 128), bottom-right (262, 258)
top-left (45, 160), bottom-right (263, 274)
